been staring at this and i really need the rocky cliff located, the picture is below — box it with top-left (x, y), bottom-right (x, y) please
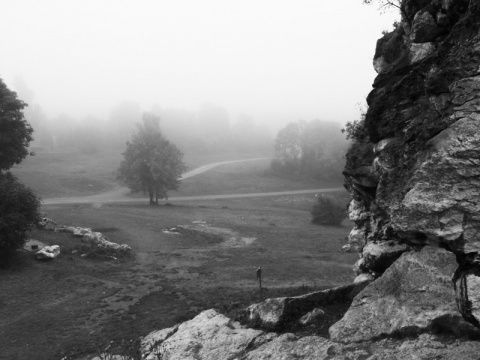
top-left (344, 0), bottom-right (480, 326)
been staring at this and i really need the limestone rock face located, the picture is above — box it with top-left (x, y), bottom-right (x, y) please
top-left (362, 240), bottom-right (411, 273)
top-left (138, 307), bottom-right (480, 360)
top-left (343, 0), bottom-right (480, 280)
top-left (329, 247), bottom-right (477, 343)
top-left (411, 11), bottom-right (444, 43)
top-left (242, 334), bottom-right (333, 360)
top-left (140, 309), bottom-right (266, 360)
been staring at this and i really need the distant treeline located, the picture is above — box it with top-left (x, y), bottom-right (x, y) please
top-left (24, 101), bottom-right (273, 155)
top-left (270, 119), bottom-right (349, 181)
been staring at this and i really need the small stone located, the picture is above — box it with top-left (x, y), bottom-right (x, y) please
top-left (353, 273), bottom-right (375, 284)
top-left (299, 308), bottom-right (325, 326)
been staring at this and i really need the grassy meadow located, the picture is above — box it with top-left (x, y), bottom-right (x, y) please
top-left (2, 149), bottom-right (355, 360)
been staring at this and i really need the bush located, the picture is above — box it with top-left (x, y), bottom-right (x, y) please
top-left (311, 195), bottom-right (346, 226)
top-left (341, 119), bottom-right (369, 143)
top-left (0, 172), bottom-right (41, 266)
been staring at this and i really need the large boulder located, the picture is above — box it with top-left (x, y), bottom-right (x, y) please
top-left (140, 309), bottom-right (268, 360)
top-left (238, 283), bottom-right (368, 330)
top-left (330, 246), bottom-right (477, 343)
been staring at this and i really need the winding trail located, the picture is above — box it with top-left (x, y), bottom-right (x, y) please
top-left (41, 158), bottom-right (344, 206)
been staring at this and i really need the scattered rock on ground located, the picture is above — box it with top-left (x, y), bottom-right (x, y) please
top-left (37, 217), bottom-right (57, 230)
top-left (35, 245), bottom-right (60, 260)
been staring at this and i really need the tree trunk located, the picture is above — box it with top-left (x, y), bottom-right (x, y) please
top-left (149, 190), bottom-right (155, 205)
top-left (155, 192), bottom-right (159, 205)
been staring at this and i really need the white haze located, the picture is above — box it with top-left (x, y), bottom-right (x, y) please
top-left (0, 0), bottom-right (399, 132)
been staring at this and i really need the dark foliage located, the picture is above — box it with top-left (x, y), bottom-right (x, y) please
top-left (117, 113), bottom-right (187, 205)
top-left (0, 78), bottom-right (33, 170)
top-left (341, 119), bottom-right (369, 143)
top-left (0, 77), bottom-right (40, 266)
top-left (311, 195), bottom-right (346, 226)
top-left (271, 120), bottom-right (348, 181)
top-left (0, 172), bottom-right (41, 266)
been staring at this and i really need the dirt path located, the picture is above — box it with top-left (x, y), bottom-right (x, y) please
top-left (41, 158), bottom-right (343, 206)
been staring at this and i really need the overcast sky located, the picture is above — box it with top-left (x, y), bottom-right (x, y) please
top-left (1, 0), bottom-right (399, 131)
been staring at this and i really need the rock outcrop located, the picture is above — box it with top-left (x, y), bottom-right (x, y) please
top-left (135, 309), bottom-right (480, 360)
top-left (238, 283), bottom-right (368, 330)
top-left (344, 0), bottom-right (480, 327)
top-left (330, 246), bottom-right (477, 342)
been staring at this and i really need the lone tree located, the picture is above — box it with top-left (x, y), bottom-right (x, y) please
top-left (117, 113), bottom-right (187, 205)
top-left (0, 77), bottom-right (41, 266)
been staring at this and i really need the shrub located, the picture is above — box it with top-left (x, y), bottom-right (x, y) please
top-left (311, 195), bottom-right (346, 226)
top-left (341, 119), bottom-right (369, 143)
top-left (0, 172), bottom-right (41, 266)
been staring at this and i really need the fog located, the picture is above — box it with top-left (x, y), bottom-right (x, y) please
top-left (1, 0), bottom-right (398, 151)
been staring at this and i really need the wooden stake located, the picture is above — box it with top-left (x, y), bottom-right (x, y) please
top-left (256, 266), bottom-right (262, 300)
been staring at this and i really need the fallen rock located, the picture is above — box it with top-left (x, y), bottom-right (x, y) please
top-left (35, 245), bottom-right (60, 260)
top-left (238, 282), bottom-right (368, 330)
top-left (162, 227), bottom-right (182, 234)
top-left (73, 227), bottom-right (92, 237)
top-left (141, 309), bottom-right (266, 360)
top-left (353, 272), bottom-right (375, 284)
top-left (54, 226), bottom-right (77, 233)
top-left (82, 231), bottom-right (132, 253)
top-left (330, 246), bottom-right (477, 343)
top-left (298, 308), bottom-right (325, 326)
top-left (37, 217), bottom-right (57, 230)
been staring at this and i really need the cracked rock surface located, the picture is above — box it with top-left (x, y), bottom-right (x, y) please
top-left (330, 246), bottom-right (477, 343)
top-left (344, 0), bottom-right (480, 302)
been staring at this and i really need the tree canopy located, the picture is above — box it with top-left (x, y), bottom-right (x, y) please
top-left (0, 78), bottom-right (33, 170)
top-left (0, 77), bottom-right (40, 266)
top-left (117, 113), bottom-right (187, 205)
top-left (271, 120), bottom-right (348, 181)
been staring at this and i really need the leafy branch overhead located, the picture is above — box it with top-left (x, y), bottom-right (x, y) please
top-left (362, 0), bottom-right (402, 12)
top-left (117, 113), bottom-right (187, 205)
